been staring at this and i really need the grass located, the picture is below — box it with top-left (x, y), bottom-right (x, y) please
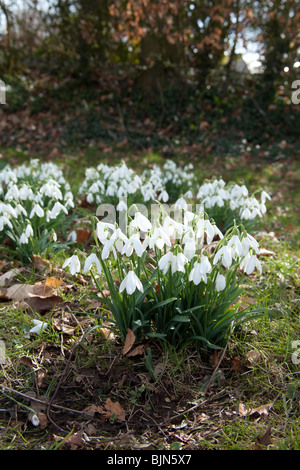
top-left (0, 144), bottom-right (299, 450)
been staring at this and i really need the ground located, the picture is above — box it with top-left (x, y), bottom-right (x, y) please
top-left (0, 146), bottom-right (299, 451)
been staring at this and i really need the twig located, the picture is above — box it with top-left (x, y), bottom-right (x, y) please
top-left (0, 383), bottom-right (84, 416)
top-left (203, 342), bottom-right (228, 394)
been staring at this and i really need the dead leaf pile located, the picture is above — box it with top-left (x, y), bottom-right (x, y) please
top-left (83, 398), bottom-right (126, 422)
top-left (0, 278), bottom-right (64, 314)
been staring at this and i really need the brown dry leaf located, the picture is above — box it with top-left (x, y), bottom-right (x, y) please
top-left (122, 328), bottom-right (136, 355)
top-left (83, 404), bottom-right (106, 418)
top-left (1, 283), bottom-right (36, 302)
top-left (104, 398), bottom-right (126, 422)
top-left (239, 402), bottom-right (273, 418)
top-left (1, 281), bottom-right (63, 313)
top-left (76, 228), bottom-right (91, 243)
top-left (258, 248), bottom-right (275, 257)
top-left (63, 434), bottom-right (85, 450)
top-left (238, 402), bottom-right (249, 417)
top-left (0, 269), bottom-right (20, 287)
top-left (126, 344), bottom-right (146, 357)
top-left (253, 425), bottom-right (272, 449)
top-left (36, 412), bottom-right (49, 429)
top-left (45, 277), bottom-right (63, 288)
top-left (231, 356), bottom-right (243, 372)
top-left (31, 255), bottom-right (52, 274)
top-left (25, 293), bottom-right (63, 314)
top-left (246, 349), bottom-right (262, 366)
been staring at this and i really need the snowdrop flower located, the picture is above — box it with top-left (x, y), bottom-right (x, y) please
top-left (158, 190), bottom-right (169, 203)
top-left (62, 255), bottom-right (81, 275)
top-left (67, 231), bottom-right (77, 242)
top-left (19, 232), bottom-right (28, 244)
top-left (240, 253), bottom-right (262, 275)
top-left (119, 270), bottom-right (143, 295)
top-left (30, 203), bottom-right (44, 218)
top-left (117, 199), bottom-right (128, 212)
top-left (158, 251), bottom-right (175, 274)
top-left (96, 221), bottom-right (115, 244)
top-left (171, 252), bottom-right (188, 274)
top-left (213, 245), bottom-right (232, 268)
top-left (25, 223), bottom-right (34, 238)
top-left (101, 228), bottom-right (128, 260)
top-left (50, 202), bottom-right (68, 219)
top-left (0, 215), bottom-right (13, 231)
top-left (261, 190), bottom-right (271, 204)
top-left (227, 234), bottom-right (243, 258)
top-left (149, 226), bottom-right (171, 251)
top-left (87, 193), bottom-right (94, 204)
top-left (241, 233), bottom-right (260, 256)
top-left (182, 230), bottom-right (196, 260)
top-left (162, 216), bottom-right (184, 238)
top-left (189, 256), bottom-right (212, 285)
top-left (215, 273), bottom-right (226, 292)
top-left (133, 211), bottom-right (152, 232)
top-left (122, 233), bottom-right (144, 257)
top-left (29, 319), bottom-right (48, 335)
top-left (174, 197), bottom-right (188, 211)
top-left (83, 253), bottom-right (102, 275)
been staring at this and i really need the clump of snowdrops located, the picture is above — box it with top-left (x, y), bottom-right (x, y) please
top-left (79, 160), bottom-right (271, 235)
top-left (63, 203), bottom-right (265, 350)
top-left (0, 159), bottom-right (74, 263)
top-left (78, 160), bottom-right (196, 211)
top-left (195, 178), bottom-right (272, 233)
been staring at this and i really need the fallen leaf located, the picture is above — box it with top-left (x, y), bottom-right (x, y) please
top-left (104, 398), bottom-right (126, 422)
top-left (246, 349), bottom-right (262, 366)
top-left (25, 293), bottom-right (63, 314)
top-left (31, 255), bottom-right (52, 274)
top-left (239, 402), bottom-right (273, 418)
top-left (258, 248), bottom-right (275, 257)
top-left (122, 328), bottom-right (136, 355)
top-left (0, 269), bottom-right (20, 287)
top-left (253, 425), bottom-right (272, 449)
top-left (76, 228), bottom-right (91, 243)
top-left (126, 344), bottom-right (146, 357)
top-left (45, 277), bottom-right (63, 288)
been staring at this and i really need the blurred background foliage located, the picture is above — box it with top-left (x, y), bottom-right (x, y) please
top-left (0, 0), bottom-right (299, 155)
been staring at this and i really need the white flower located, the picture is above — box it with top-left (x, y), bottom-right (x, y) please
top-left (67, 231), bottom-right (77, 242)
top-left (174, 197), bottom-right (188, 210)
top-left (101, 228), bottom-right (127, 260)
top-left (240, 253), bottom-right (262, 275)
top-left (83, 253), bottom-right (102, 275)
top-left (134, 211), bottom-right (152, 232)
top-left (29, 319), bottom-right (48, 335)
top-left (62, 255), bottom-right (81, 275)
top-left (158, 190), bottom-right (169, 203)
top-left (19, 232), bottom-right (28, 244)
top-left (162, 216), bottom-right (184, 238)
top-left (30, 204), bottom-right (44, 218)
top-left (227, 234), bottom-right (243, 258)
top-left (158, 251), bottom-right (175, 274)
top-left (50, 202), bottom-right (68, 219)
top-left (116, 199), bottom-right (128, 211)
top-left (213, 245), bottom-right (232, 268)
top-left (215, 273), bottom-right (226, 292)
top-left (171, 252), bottom-right (188, 274)
top-left (182, 230), bottom-right (196, 260)
top-left (261, 190), bottom-right (271, 204)
top-left (119, 270), bottom-right (143, 295)
top-left (122, 234), bottom-right (144, 257)
top-left (25, 224), bottom-right (34, 238)
top-left (189, 256), bottom-right (212, 285)
top-left (96, 221), bottom-right (115, 244)
top-left (149, 226), bottom-right (171, 251)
